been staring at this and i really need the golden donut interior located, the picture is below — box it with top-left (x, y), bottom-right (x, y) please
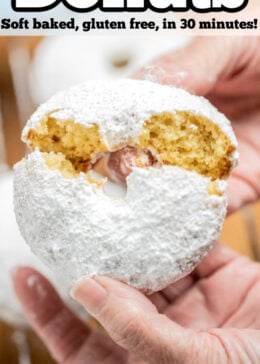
top-left (27, 117), bottom-right (108, 178)
top-left (139, 112), bottom-right (235, 180)
top-left (26, 111), bottom-right (235, 186)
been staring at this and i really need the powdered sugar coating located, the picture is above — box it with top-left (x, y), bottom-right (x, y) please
top-left (0, 172), bottom-right (85, 326)
top-left (22, 79), bottom-right (238, 167)
top-left (15, 80), bottom-right (238, 292)
top-left (14, 151), bottom-right (227, 292)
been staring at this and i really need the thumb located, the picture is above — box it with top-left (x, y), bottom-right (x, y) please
top-left (134, 37), bottom-right (252, 95)
top-left (71, 276), bottom-right (207, 363)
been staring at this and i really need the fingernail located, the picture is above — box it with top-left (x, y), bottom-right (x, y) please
top-left (70, 277), bottom-right (108, 316)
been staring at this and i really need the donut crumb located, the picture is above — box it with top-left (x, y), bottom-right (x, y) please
top-left (138, 112), bottom-right (235, 180)
top-left (26, 111), bottom-right (234, 197)
top-left (207, 181), bottom-right (222, 196)
top-left (27, 117), bottom-right (107, 177)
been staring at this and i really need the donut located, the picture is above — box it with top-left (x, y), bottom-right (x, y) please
top-left (29, 36), bottom-right (188, 105)
top-left (14, 79), bottom-right (238, 292)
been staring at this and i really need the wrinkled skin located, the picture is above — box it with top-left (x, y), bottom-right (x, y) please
top-left (13, 244), bottom-right (260, 364)
top-left (13, 37), bottom-right (260, 363)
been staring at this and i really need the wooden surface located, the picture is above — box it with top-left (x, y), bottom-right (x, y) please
top-left (0, 37), bottom-right (24, 166)
top-left (0, 321), bottom-right (55, 364)
top-left (221, 202), bottom-right (260, 260)
top-left (0, 36), bottom-right (41, 166)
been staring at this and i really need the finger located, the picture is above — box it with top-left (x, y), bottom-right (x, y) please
top-left (227, 136), bottom-right (260, 214)
top-left (194, 242), bottom-right (238, 279)
top-left (161, 274), bottom-right (196, 303)
top-left (148, 291), bottom-right (169, 312)
top-left (139, 243), bottom-right (239, 312)
top-left (227, 175), bottom-right (259, 215)
top-left (165, 254), bottom-right (257, 329)
top-left (13, 267), bottom-right (125, 364)
top-left (71, 275), bottom-right (207, 364)
top-left (207, 328), bottom-right (260, 363)
top-left (127, 354), bottom-right (148, 364)
top-left (13, 267), bottom-right (89, 362)
top-left (160, 243), bottom-right (237, 305)
top-left (163, 243), bottom-right (238, 301)
top-left (134, 37), bottom-right (254, 95)
top-left (222, 277), bottom-right (260, 329)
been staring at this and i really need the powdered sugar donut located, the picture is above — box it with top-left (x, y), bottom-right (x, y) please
top-left (29, 36), bottom-right (188, 104)
top-left (14, 79), bottom-right (238, 292)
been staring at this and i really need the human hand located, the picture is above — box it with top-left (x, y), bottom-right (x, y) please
top-left (135, 36), bottom-right (260, 214)
top-left (13, 243), bottom-right (260, 363)
top-left (13, 37), bottom-right (260, 363)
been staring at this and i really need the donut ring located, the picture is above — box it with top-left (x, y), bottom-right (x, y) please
top-left (14, 80), bottom-right (238, 292)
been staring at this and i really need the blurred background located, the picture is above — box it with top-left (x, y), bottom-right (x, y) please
top-left (0, 36), bottom-right (260, 363)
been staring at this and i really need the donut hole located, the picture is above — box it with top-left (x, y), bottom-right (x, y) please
top-left (92, 147), bottom-right (156, 184)
top-left (108, 49), bottom-right (132, 71)
top-left (138, 112), bottom-right (235, 180)
top-left (43, 149), bottom-right (136, 198)
top-left (111, 57), bottom-right (130, 69)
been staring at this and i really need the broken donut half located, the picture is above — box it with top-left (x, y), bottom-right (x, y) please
top-left (14, 80), bottom-right (238, 292)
